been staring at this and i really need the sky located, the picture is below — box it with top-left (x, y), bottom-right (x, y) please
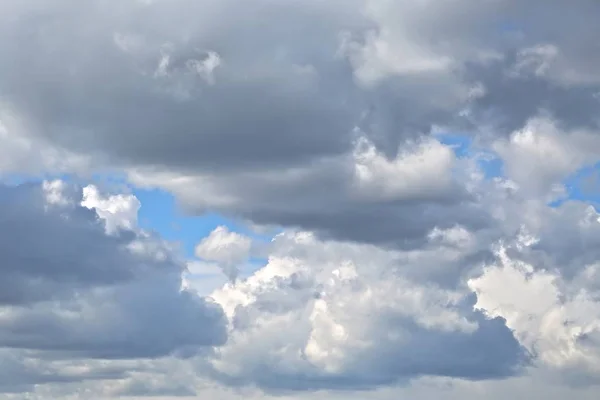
top-left (1, 0), bottom-right (600, 399)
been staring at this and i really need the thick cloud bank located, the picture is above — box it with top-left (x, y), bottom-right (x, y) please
top-left (0, 0), bottom-right (598, 247)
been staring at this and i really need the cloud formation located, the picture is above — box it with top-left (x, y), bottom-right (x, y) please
top-left (207, 231), bottom-right (525, 391)
top-left (2, 0), bottom-right (598, 247)
top-left (195, 226), bottom-right (252, 281)
top-left (1, 0), bottom-right (600, 399)
top-left (0, 181), bottom-right (226, 385)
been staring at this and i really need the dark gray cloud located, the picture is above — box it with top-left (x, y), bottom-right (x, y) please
top-left (0, 0), bottom-right (364, 171)
top-left (0, 183), bottom-right (151, 304)
top-left (2, 0), bottom-right (600, 249)
top-left (0, 182), bottom-right (226, 367)
top-left (463, 54), bottom-right (600, 136)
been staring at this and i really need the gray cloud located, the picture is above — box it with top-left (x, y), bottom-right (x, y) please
top-left (0, 181), bottom-right (226, 371)
top-left (0, 349), bottom-right (131, 394)
top-left (2, 0), bottom-right (599, 249)
top-left (463, 54), bottom-right (600, 135)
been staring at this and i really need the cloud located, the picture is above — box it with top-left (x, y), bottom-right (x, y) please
top-left (469, 242), bottom-right (600, 383)
top-left (206, 231), bottom-right (525, 391)
top-left (0, 349), bottom-right (129, 394)
top-left (351, 0), bottom-right (600, 133)
top-left (4, 177), bottom-right (600, 396)
top-left (0, 109), bottom-right (92, 177)
top-left (81, 184), bottom-right (141, 233)
top-left (492, 116), bottom-right (600, 198)
top-left (0, 181), bottom-right (226, 384)
top-left (128, 136), bottom-right (483, 249)
top-left (195, 226), bottom-right (252, 282)
top-left (196, 178), bottom-right (600, 392)
top-left (2, 0), bottom-right (600, 398)
top-left (0, 0), bottom-right (364, 172)
top-left (1, 0), bottom-right (598, 248)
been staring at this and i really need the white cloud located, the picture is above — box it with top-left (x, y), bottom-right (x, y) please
top-left (195, 226), bottom-right (252, 282)
top-left (81, 185), bottom-right (140, 234)
top-left (493, 116), bottom-right (600, 198)
top-left (470, 244), bottom-right (600, 379)
top-left (352, 136), bottom-right (456, 200)
top-left (207, 230), bottom-right (522, 390)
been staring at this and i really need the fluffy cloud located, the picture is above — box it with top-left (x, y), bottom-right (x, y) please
top-left (195, 226), bottom-right (252, 281)
top-left (4, 177), bottom-right (600, 397)
top-left (197, 176), bottom-right (600, 393)
top-left (470, 237), bottom-right (600, 383)
top-left (206, 230), bottom-right (524, 391)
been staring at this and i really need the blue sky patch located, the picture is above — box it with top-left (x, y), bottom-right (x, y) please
top-left (436, 133), bottom-right (504, 179)
top-left (549, 163), bottom-right (600, 208)
top-left (134, 187), bottom-right (273, 259)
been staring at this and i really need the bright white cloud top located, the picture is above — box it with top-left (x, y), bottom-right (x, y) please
top-left (1, 0), bottom-right (600, 399)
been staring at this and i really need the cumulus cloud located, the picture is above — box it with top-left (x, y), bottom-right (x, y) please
top-left (470, 239), bottom-right (600, 383)
top-left (493, 116), bottom-right (600, 198)
top-left (206, 231), bottom-right (525, 391)
top-left (195, 226), bottom-right (252, 282)
top-left (81, 184), bottom-right (141, 233)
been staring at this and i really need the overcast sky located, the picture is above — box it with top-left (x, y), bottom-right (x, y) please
top-left (2, 0), bottom-right (600, 399)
